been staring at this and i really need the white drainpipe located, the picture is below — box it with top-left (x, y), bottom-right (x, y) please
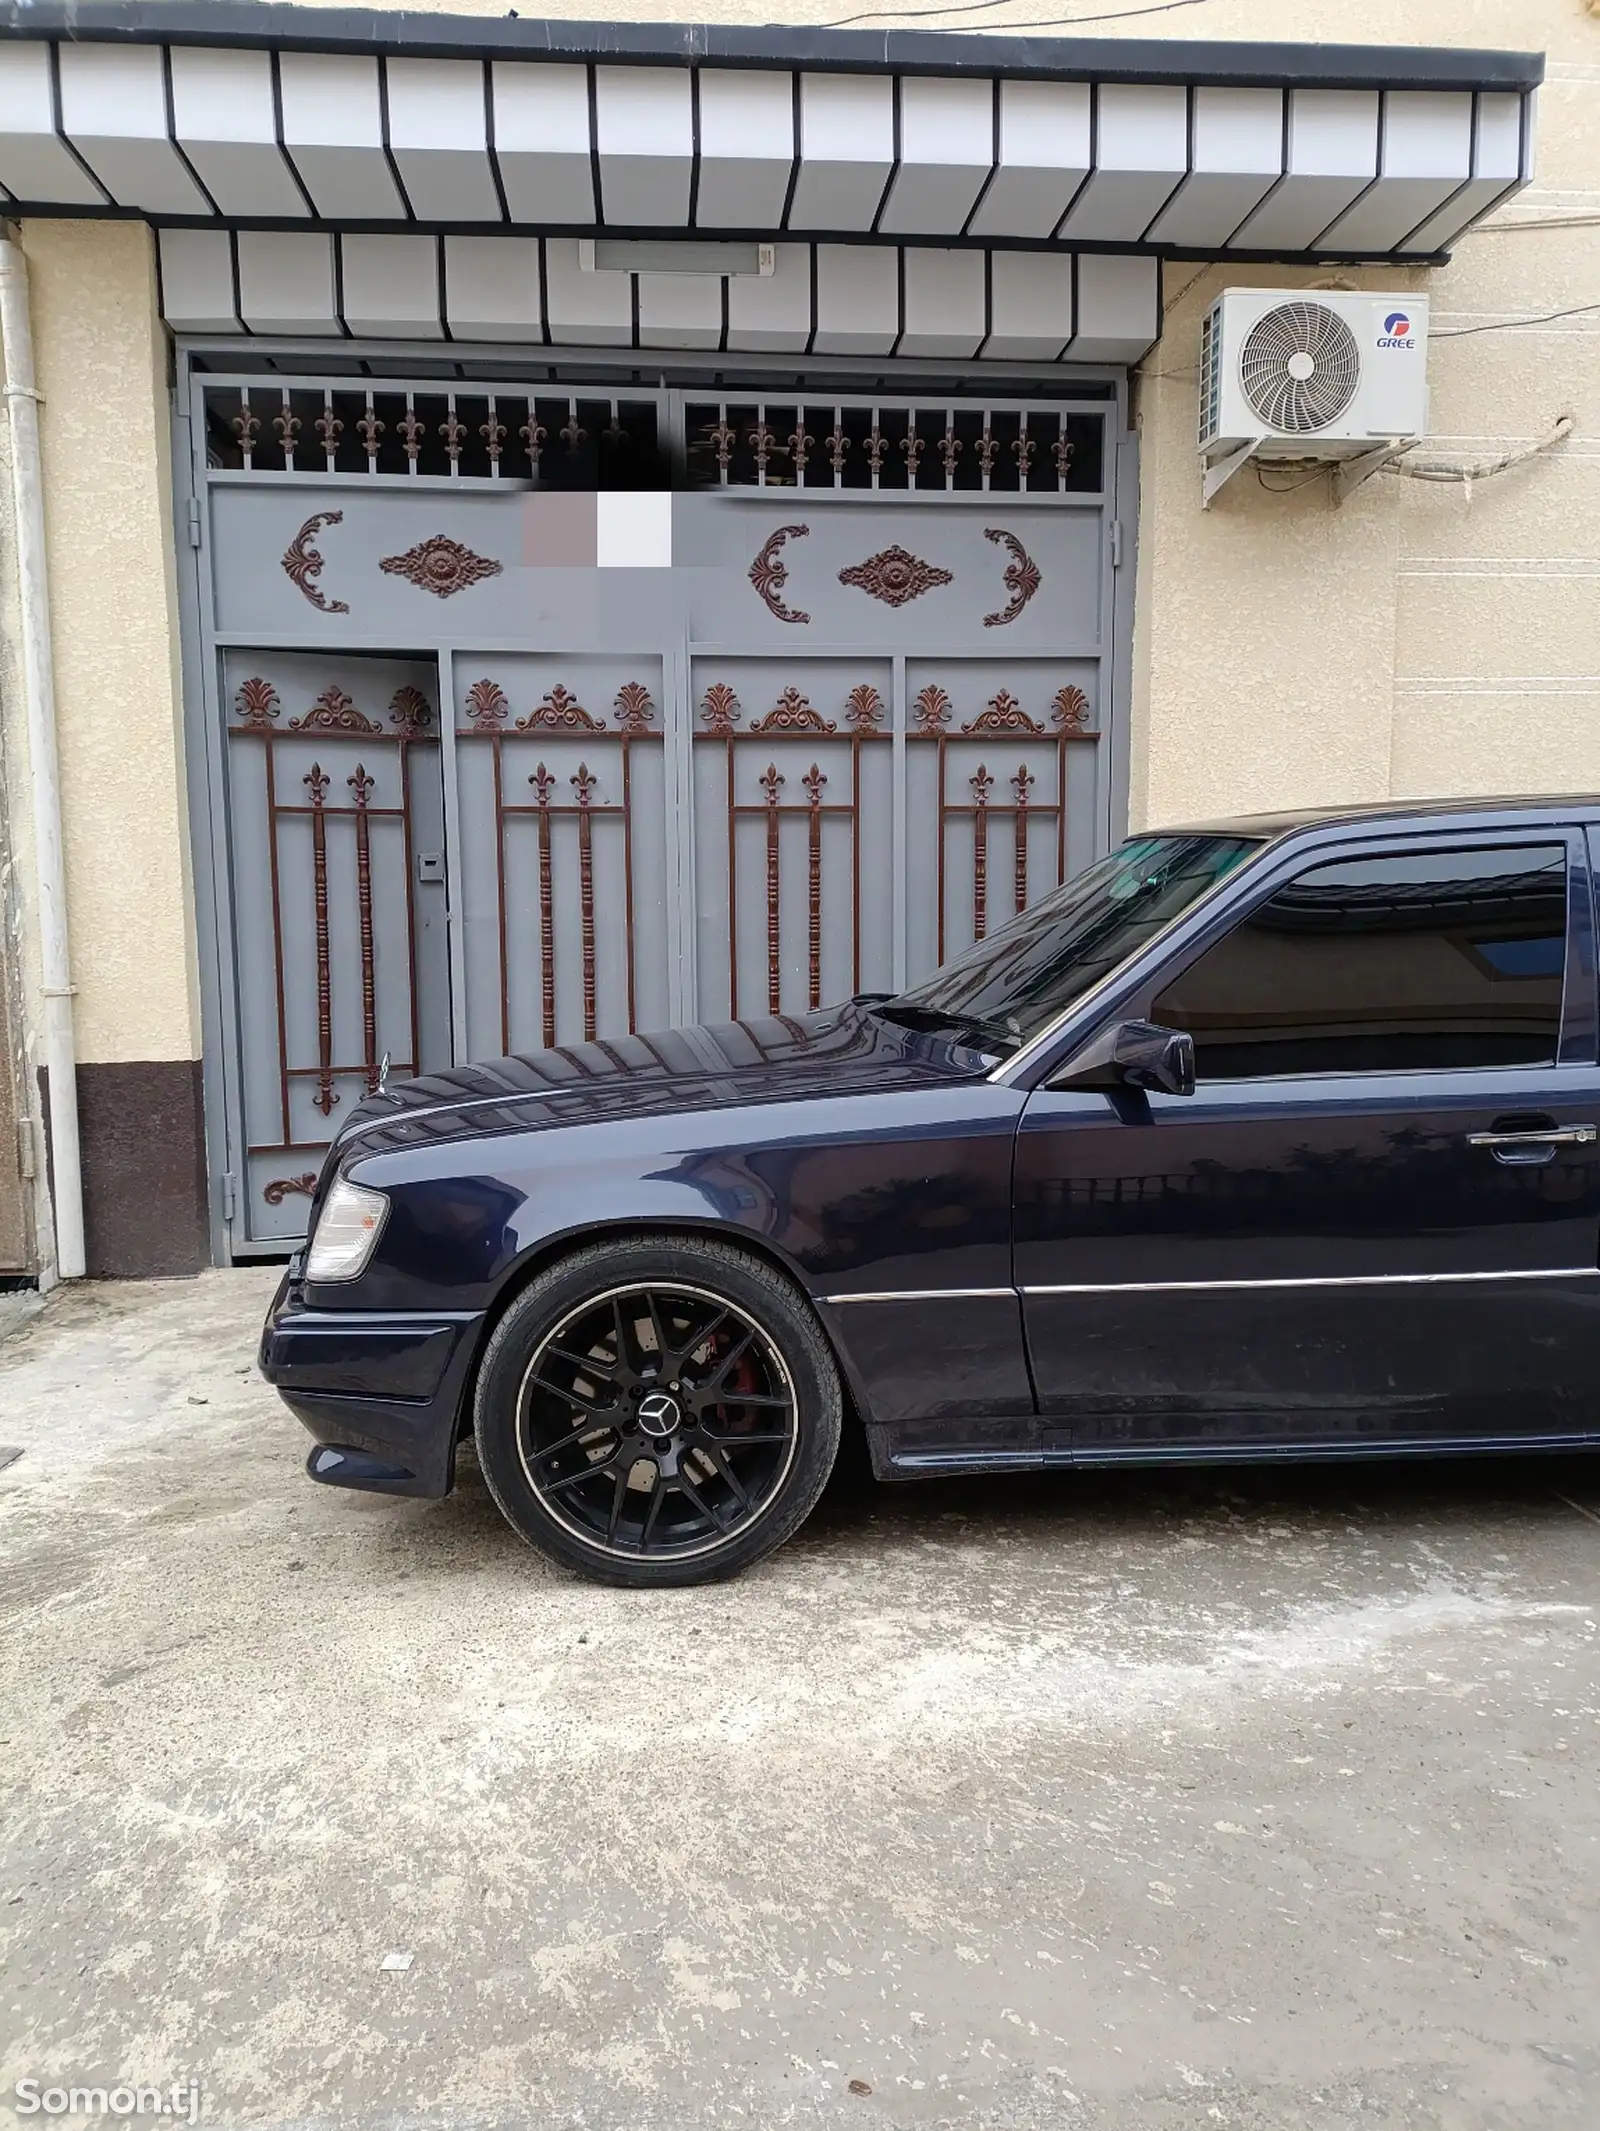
top-left (0, 232), bottom-right (84, 1281)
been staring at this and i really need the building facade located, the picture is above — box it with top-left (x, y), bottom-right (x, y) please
top-left (0, 0), bottom-right (1589, 1284)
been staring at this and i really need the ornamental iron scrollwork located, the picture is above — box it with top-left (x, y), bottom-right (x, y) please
top-left (700, 683), bottom-right (742, 735)
top-left (912, 684), bottom-right (953, 735)
top-left (264, 1173), bottom-right (318, 1206)
top-left (761, 764), bottom-right (784, 1012)
top-left (233, 676), bottom-right (281, 730)
top-left (1052, 684), bottom-right (1093, 733)
top-left (970, 764), bottom-right (995, 941)
top-left (515, 684), bottom-right (602, 733)
top-left (613, 682), bottom-right (657, 734)
top-left (1011, 766), bottom-right (1035, 917)
top-left (388, 685), bottom-right (434, 737)
top-left (288, 685), bottom-right (383, 736)
top-left (465, 678), bottom-right (510, 730)
top-left (963, 688), bottom-right (1044, 735)
top-left (304, 762), bottom-right (336, 1115)
top-left (750, 685), bottom-right (836, 736)
top-left (748, 524), bottom-right (811, 626)
top-left (281, 511), bottom-right (350, 615)
top-left (844, 685), bottom-right (886, 734)
top-left (379, 535), bottom-right (503, 599)
top-left (349, 765), bottom-right (379, 1090)
top-left (838, 545), bottom-right (953, 609)
top-left (982, 528), bottom-right (1042, 629)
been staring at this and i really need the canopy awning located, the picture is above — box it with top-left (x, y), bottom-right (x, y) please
top-left (0, 4), bottom-right (1540, 262)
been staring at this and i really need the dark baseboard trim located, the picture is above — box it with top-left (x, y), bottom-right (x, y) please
top-left (42, 1058), bottom-right (209, 1279)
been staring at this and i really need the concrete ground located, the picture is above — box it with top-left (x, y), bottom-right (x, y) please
top-left (2, 1275), bottom-right (1599, 2131)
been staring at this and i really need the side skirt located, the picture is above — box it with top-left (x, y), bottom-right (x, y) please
top-left (885, 1430), bottom-right (1600, 1477)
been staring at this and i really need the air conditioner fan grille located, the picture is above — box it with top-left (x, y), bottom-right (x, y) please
top-left (1238, 301), bottom-right (1362, 434)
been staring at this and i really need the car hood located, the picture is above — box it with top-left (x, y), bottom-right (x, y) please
top-left (335, 1001), bottom-right (998, 1157)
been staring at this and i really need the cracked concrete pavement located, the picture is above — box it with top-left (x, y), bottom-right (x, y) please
top-left (2, 1270), bottom-right (1599, 2129)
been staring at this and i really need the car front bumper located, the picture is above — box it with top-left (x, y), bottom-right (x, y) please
top-left (259, 1273), bottom-right (486, 1499)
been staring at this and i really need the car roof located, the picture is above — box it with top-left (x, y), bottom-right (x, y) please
top-left (1149, 794), bottom-right (1600, 841)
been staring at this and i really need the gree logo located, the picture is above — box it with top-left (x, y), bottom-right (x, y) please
top-left (1377, 310), bottom-right (1415, 348)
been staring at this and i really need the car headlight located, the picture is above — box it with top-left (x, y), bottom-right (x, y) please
top-left (305, 1177), bottom-right (389, 1283)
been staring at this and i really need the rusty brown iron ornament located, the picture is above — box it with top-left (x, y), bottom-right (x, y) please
top-left (982, 528), bottom-right (1043, 628)
top-left (263, 1173), bottom-right (318, 1206)
top-left (289, 685), bottom-right (383, 736)
top-left (516, 684), bottom-right (603, 733)
top-left (750, 685), bottom-right (836, 735)
top-left (304, 763), bottom-right (336, 1116)
top-left (837, 544), bottom-right (953, 609)
top-left (233, 676), bottom-right (281, 730)
top-left (388, 685), bottom-right (434, 737)
top-left (379, 535), bottom-right (503, 599)
top-left (281, 511), bottom-right (350, 615)
top-left (964, 688), bottom-right (1044, 735)
top-left (748, 525), bottom-right (811, 625)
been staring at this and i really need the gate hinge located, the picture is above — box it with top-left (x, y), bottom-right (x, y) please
top-left (15, 1117), bottom-right (36, 1180)
top-left (186, 496), bottom-right (203, 549)
top-left (1109, 519), bottom-right (1124, 570)
top-left (219, 1171), bottom-right (236, 1221)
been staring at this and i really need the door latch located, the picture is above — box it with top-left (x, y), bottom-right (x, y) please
top-left (1466, 1122), bottom-right (1597, 1167)
top-left (416, 852), bottom-right (445, 885)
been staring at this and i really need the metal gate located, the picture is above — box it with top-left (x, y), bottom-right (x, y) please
top-left (182, 369), bottom-right (1132, 1254)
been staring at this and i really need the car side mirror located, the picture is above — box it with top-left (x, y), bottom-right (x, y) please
top-left (1052, 1019), bottom-right (1196, 1098)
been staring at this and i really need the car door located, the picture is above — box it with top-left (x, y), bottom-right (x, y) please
top-left (1014, 825), bottom-right (1600, 1457)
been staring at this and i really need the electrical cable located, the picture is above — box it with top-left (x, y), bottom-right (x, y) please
top-left (1469, 213), bottom-right (1600, 236)
top-left (824, 0), bottom-right (1218, 29)
top-left (1253, 462), bottom-right (1331, 494)
top-left (1433, 301), bottom-right (1600, 339)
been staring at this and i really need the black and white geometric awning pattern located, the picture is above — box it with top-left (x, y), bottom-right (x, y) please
top-left (0, 7), bottom-right (1540, 263)
top-left (157, 230), bottom-right (1161, 362)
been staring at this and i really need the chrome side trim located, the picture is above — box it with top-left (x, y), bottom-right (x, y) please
top-left (1021, 1266), bottom-right (1600, 1297)
top-left (816, 1286), bottom-right (1017, 1305)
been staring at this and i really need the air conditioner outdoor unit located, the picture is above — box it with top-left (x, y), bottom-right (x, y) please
top-left (1197, 289), bottom-right (1429, 507)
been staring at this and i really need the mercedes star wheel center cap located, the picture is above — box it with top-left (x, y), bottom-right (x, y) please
top-left (638, 1391), bottom-right (683, 1439)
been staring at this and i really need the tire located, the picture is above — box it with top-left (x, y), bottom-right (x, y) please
top-left (473, 1234), bottom-right (843, 1588)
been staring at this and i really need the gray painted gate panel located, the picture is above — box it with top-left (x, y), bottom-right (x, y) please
top-left (218, 649), bottom-right (449, 1239)
top-left (189, 375), bottom-right (1125, 1255)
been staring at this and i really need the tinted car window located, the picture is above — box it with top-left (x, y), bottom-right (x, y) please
top-left (886, 834), bottom-right (1261, 1052)
top-left (1151, 842), bottom-right (1568, 1080)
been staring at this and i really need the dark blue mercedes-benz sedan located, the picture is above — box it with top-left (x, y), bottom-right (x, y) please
top-left (261, 796), bottom-right (1600, 1585)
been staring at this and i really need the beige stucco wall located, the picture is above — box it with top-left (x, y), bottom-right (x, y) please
top-left (1129, 1), bottom-right (1599, 826)
top-left (13, 219), bottom-right (197, 1067)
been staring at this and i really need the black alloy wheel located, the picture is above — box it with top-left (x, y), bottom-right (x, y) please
top-left (474, 1236), bottom-right (843, 1586)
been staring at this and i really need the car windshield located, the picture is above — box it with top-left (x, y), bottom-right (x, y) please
top-left (880, 833), bottom-right (1263, 1054)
